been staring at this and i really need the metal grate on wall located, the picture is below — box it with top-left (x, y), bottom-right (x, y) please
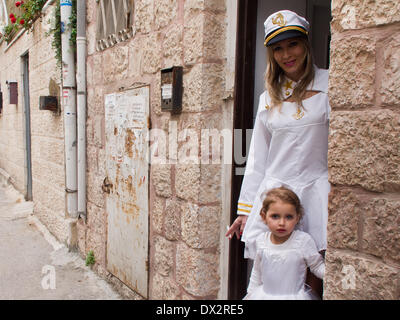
top-left (95, 0), bottom-right (135, 51)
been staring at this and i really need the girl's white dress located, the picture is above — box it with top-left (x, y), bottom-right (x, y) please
top-left (238, 66), bottom-right (331, 259)
top-left (244, 230), bottom-right (325, 300)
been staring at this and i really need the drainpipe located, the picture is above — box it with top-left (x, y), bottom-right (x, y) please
top-left (61, 0), bottom-right (77, 219)
top-left (76, 0), bottom-right (86, 219)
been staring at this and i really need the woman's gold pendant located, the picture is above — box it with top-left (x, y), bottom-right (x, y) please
top-left (293, 106), bottom-right (304, 120)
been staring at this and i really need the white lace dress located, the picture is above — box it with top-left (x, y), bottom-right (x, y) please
top-left (244, 230), bottom-right (325, 300)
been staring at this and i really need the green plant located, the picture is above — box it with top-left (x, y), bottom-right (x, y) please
top-left (46, 0), bottom-right (61, 65)
top-left (68, 0), bottom-right (77, 48)
top-left (2, 0), bottom-right (47, 43)
top-left (85, 250), bottom-right (95, 266)
top-left (3, 24), bottom-right (17, 43)
top-left (46, 0), bottom-right (77, 66)
top-left (17, 0), bottom-right (47, 30)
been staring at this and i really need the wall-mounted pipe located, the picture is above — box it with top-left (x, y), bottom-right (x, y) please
top-left (61, 0), bottom-right (77, 219)
top-left (76, 0), bottom-right (86, 219)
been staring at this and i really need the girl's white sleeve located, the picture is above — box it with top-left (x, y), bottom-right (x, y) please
top-left (237, 93), bottom-right (272, 216)
top-left (303, 234), bottom-right (325, 279)
top-left (246, 250), bottom-right (263, 294)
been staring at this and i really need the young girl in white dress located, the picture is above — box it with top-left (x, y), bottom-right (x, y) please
top-left (244, 187), bottom-right (324, 300)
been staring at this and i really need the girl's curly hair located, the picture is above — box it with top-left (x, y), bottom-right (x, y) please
top-left (260, 186), bottom-right (304, 221)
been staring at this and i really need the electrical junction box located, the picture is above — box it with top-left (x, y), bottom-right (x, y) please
top-left (161, 66), bottom-right (183, 114)
top-left (39, 96), bottom-right (59, 112)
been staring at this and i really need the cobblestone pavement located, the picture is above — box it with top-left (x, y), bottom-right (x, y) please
top-left (0, 181), bottom-right (122, 300)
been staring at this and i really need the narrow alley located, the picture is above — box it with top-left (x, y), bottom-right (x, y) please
top-left (0, 178), bottom-right (122, 300)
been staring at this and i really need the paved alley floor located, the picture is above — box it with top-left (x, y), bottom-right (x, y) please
top-left (0, 181), bottom-right (123, 300)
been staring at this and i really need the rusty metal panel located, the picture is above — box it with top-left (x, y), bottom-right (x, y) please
top-left (105, 86), bottom-right (149, 298)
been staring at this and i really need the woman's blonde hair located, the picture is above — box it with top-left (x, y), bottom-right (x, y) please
top-left (260, 186), bottom-right (304, 222)
top-left (265, 37), bottom-right (315, 110)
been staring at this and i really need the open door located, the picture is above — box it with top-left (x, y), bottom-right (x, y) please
top-left (229, 0), bottom-right (331, 300)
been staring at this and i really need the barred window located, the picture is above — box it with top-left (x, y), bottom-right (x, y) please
top-left (0, 0), bottom-right (9, 37)
top-left (96, 0), bottom-right (134, 51)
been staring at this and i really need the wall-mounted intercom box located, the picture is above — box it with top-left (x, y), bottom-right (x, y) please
top-left (161, 66), bottom-right (183, 114)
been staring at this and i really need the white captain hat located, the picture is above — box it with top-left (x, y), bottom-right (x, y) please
top-left (264, 10), bottom-right (310, 47)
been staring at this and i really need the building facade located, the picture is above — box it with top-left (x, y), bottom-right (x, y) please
top-left (0, 0), bottom-right (70, 244)
top-left (0, 0), bottom-right (399, 299)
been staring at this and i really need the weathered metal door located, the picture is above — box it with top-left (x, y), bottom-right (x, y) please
top-left (105, 86), bottom-right (149, 298)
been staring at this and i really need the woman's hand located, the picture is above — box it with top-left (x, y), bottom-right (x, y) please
top-left (225, 215), bottom-right (248, 240)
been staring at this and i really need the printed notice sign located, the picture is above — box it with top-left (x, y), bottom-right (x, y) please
top-left (106, 88), bottom-right (149, 129)
top-left (161, 84), bottom-right (172, 100)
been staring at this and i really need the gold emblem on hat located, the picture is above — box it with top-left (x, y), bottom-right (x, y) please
top-left (272, 13), bottom-right (286, 27)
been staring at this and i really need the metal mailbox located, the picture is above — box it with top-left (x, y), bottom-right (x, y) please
top-left (161, 66), bottom-right (183, 114)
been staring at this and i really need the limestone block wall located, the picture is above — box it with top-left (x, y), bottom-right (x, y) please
top-left (324, 0), bottom-right (400, 299)
top-left (0, 4), bottom-right (69, 243)
top-left (81, 0), bottom-right (228, 299)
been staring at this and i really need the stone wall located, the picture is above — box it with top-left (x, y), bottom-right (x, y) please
top-left (324, 0), bottom-right (400, 299)
top-left (80, 0), bottom-right (228, 299)
top-left (0, 4), bottom-right (69, 243)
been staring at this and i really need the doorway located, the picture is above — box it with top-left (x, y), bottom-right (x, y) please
top-left (229, 0), bottom-right (331, 300)
top-left (22, 53), bottom-right (32, 201)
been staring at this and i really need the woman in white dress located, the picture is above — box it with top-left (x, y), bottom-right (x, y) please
top-left (244, 187), bottom-right (324, 300)
top-left (226, 10), bottom-right (330, 295)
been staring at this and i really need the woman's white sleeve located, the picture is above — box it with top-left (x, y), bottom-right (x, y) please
top-left (246, 250), bottom-right (263, 294)
top-left (236, 94), bottom-right (272, 216)
top-left (304, 235), bottom-right (325, 279)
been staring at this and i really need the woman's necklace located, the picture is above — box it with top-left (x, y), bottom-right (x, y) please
top-left (293, 105), bottom-right (304, 120)
top-left (282, 79), bottom-right (305, 120)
